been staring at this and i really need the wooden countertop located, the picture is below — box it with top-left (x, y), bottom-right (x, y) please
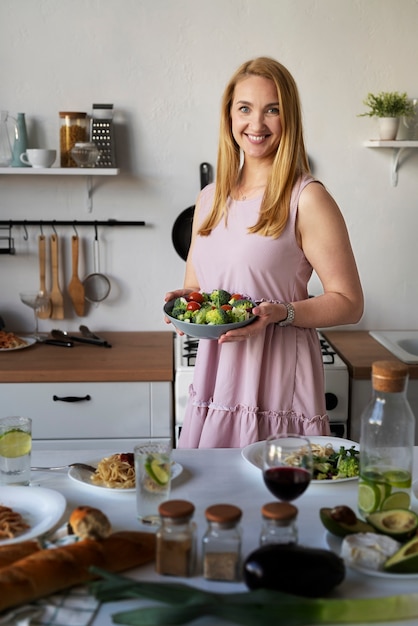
top-left (322, 330), bottom-right (418, 380)
top-left (0, 331), bottom-right (174, 383)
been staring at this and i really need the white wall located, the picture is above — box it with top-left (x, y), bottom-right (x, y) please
top-left (1, 0), bottom-right (418, 333)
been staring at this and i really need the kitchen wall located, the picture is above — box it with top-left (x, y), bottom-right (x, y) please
top-left (1, 0), bottom-right (417, 333)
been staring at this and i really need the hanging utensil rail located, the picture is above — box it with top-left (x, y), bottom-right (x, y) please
top-left (0, 219), bottom-right (145, 228)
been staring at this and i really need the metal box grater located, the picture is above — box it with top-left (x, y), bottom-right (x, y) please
top-left (90, 104), bottom-right (116, 167)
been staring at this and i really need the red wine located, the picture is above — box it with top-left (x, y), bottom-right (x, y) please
top-left (263, 466), bottom-right (311, 501)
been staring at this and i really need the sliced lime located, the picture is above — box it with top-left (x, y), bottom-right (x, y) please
top-left (144, 455), bottom-right (170, 486)
top-left (383, 469), bottom-right (412, 489)
top-left (0, 429), bottom-right (31, 458)
top-left (358, 482), bottom-right (380, 514)
top-left (381, 491), bottom-right (411, 510)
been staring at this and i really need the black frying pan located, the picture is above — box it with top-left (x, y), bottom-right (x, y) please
top-left (172, 162), bottom-right (212, 260)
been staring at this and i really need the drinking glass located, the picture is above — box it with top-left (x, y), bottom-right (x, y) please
top-left (0, 416), bottom-right (32, 486)
top-left (263, 435), bottom-right (313, 502)
top-left (19, 291), bottom-right (50, 340)
top-left (134, 438), bottom-right (172, 525)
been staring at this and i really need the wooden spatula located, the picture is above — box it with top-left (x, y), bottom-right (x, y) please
top-left (49, 233), bottom-right (64, 320)
top-left (68, 235), bottom-right (85, 316)
top-left (37, 234), bottom-right (51, 319)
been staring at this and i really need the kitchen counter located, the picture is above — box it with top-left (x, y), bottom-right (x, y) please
top-left (322, 330), bottom-right (418, 380)
top-left (0, 331), bottom-right (174, 383)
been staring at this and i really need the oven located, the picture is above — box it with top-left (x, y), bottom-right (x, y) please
top-left (174, 332), bottom-right (349, 444)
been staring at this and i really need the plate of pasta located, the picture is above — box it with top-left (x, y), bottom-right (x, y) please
top-left (241, 436), bottom-right (360, 483)
top-left (68, 453), bottom-right (183, 492)
top-left (0, 333), bottom-right (35, 351)
top-left (0, 486), bottom-right (66, 545)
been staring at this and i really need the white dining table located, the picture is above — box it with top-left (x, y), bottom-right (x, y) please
top-left (26, 444), bottom-right (418, 626)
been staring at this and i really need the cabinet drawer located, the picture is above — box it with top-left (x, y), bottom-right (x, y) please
top-left (2, 382), bottom-right (172, 440)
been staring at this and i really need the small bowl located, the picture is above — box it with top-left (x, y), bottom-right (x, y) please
top-left (163, 299), bottom-right (256, 340)
top-left (70, 142), bottom-right (100, 168)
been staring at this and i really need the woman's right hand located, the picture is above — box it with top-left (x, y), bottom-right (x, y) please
top-left (163, 288), bottom-right (193, 332)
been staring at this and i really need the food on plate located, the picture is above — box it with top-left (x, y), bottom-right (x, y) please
top-left (243, 543), bottom-right (345, 597)
top-left (0, 331), bottom-right (27, 350)
top-left (0, 505), bottom-right (30, 540)
top-left (68, 506), bottom-right (112, 540)
top-left (341, 532), bottom-right (401, 571)
top-left (384, 536), bottom-right (418, 573)
top-left (0, 530), bottom-right (156, 613)
top-left (320, 505), bottom-right (374, 538)
top-left (366, 509), bottom-right (418, 542)
top-left (92, 452), bottom-right (135, 488)
top-left (168, 289), bottom-right (256, 326)
top-left (306, 443), bottom-right (359, 480)
top-left (0, 540), bottom-right (41, 568)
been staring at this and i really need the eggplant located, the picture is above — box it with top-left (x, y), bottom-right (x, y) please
top-left (243, 544), bottom-right (345, 597)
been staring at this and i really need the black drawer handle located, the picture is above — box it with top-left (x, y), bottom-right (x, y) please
top-left (53, 394), bottom-right (91, 403)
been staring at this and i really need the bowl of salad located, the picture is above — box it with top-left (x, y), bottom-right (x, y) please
top-left (164, 289), bottom-right (257, 339)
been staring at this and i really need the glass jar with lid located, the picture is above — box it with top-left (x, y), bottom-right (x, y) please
top-left (202, 504), bottom-right (242, 581)
top-left (259, 501), bottom-right (298, 546)
top-left (156, 499), bottom-right (196, 577)
top-left (59, 112), bottom-right (88, 167)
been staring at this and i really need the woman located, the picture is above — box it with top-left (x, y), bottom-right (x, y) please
top-left (165, 57), bottom-right (363, 448)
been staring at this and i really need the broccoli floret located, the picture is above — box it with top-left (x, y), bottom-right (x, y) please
top-left (210, 289), bottom-right (232, 307)
top-left (232, 298), bottom-right (256, 310)
top-left (229, 299), bottom-right (256, 323)
top-left (193, 304), bottom-right (212, 325)
top-left (171, 306), bottom-right (186, 319)
top-left (334, 447), bottom-right (359, 479)
top-left (173, 297), bottom-right (188, 311)
top-left (205, 307), bottom-right (229, 325)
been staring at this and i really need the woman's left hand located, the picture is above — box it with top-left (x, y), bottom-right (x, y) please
top-left (218, 302), bottom-right (286, 343)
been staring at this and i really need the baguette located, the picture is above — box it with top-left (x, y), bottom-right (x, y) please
top-left (0, 540), bottom-right (41, 569)
top-left (0, 530), bottom-right (155, 612)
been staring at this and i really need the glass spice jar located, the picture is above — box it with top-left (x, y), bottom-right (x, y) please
top-left (259, 502), bottom-right (298, 546)
top-left (59, 112), bottom-right (88, 167)
top-left (202, 504), bottom-right (242, 581)
top-left (156, 499), bottom-right (196, 577)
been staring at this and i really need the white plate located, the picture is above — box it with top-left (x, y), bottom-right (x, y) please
top-left (164, 299), bottom-right (256, 340)
top-left (241, 436), bottom-right (359, 483)
top-left (326, 531), bottom-right (418, 579)
top-left (68, 459), bottom-right (183, 493)
top-left (0, 486), bottom-right (66, 545)
top-left (0, 336), bottom-right (36, 352)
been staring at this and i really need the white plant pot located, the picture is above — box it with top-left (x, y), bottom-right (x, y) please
top-left (378, 117), bottom-right (400, 140)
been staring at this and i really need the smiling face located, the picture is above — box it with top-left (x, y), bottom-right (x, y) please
top-left (230, 75), bottom-right (282, 164)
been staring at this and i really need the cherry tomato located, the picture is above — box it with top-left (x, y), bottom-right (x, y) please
top-left (188, 291), bottom-right (204, 304)
top-left (221, 304), bottom-right (232, 311)
top-left (187, 301), bottom-right (201, 311)
top-left (230, 293), bottom-right (243, 302)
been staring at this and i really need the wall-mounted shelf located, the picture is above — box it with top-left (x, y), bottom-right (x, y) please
top-left (0, 167), bottom-right (120, 211)
top-left (363, 140), bottom-right (418, 186)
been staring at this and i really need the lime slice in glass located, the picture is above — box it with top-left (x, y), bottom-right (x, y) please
top-left (0, 429), bottom-right (32, 458)
top-left (383, 469), bottom-right (412, 489)
top-left (381, 491), bottom-right (411, 510)
top-left (358, 482), bottom-right (380, 513)
top-left (145, 456), bottom-right (170, 486)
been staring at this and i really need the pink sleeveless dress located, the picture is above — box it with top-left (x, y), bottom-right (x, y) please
top-left (178, 174), bottom-right (330, 449)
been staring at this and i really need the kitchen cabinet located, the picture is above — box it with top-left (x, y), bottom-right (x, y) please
top-left (0, 332), bottom-right (174, 449)
top-left (322, 330), bottom-right (418, 444)
top-left (363, 140), bottom-right (418, 186)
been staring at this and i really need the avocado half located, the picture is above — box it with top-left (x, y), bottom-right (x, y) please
top-left (384, 535), bottom-right (418, 573)
top-left (367, 509), bottom-right (418, 542)
top-left (320, 506), bottom-right (374, 538)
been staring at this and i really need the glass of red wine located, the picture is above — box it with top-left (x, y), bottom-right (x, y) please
top-left (263, 435), bottom-right (313, 502)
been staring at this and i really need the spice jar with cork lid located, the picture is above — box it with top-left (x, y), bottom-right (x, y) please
top-left (156, 499), bottom-right (196, 577)
top-left (202, 504), bottom-right (242, 581)
top-left (59, 112), bottom-right (88, 167)
top-left (259, 501), bottom-right (298, 546)
top-left (358, 360), bottom-right (415, 517)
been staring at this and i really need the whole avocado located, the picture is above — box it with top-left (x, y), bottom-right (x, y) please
top-left (243, 544), bottom-right (345, 597)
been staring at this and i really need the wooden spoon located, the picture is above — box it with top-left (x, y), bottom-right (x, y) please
top-left (68, 235), bottom-right (85, 316)
top-left (37, 234), bottom-right (51, 319)
top-left (49, 233), bottom-right (64, 319)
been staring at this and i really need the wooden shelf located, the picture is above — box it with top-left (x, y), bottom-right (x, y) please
top-left (363, 140), bottom-right (418, 186)
top-left (0, 167), bottom-right (119, 175)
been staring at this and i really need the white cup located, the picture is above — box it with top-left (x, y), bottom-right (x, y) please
top-left (20, 149), bottom-right (56, 168)
top-left (134, 438), bottom-right (172, 525)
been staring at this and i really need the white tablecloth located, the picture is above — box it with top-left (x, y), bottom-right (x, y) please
top-left (27, 445), bottom-right (418, 626)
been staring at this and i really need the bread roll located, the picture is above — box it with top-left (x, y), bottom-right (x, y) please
top-left (0, 531), bottom-right (155, 612)
top-left (68, 506), bottom-right (112, 540)
top-left (0, 540), bottom-right (41, 569)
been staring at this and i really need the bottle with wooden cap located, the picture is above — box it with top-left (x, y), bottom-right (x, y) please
top-left (156, 499), bottom-right (196, 577)
top-left (358, 360), bottom-right (415, 517)
top-left (202, 504), bottom-right (242, 581)
top-left (259, 501), bottom-right (298, 546)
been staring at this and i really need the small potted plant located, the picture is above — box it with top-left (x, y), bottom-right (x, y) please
top-left (359, 91), bottom-right (415, 140)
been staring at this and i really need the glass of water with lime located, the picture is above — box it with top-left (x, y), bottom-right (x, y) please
top-left (0, 416), bottom-right (32, 486)
top-left (135, 438), bottom-right (172, 525)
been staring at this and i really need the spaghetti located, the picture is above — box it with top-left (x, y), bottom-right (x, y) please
top-left (0, 505), bottom-right (30, 539)
top-left (91, 453), bottom-right (135, 489)
top-left (0, 331), bottom-right (27, 350)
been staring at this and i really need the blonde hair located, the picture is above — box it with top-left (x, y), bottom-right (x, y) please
top-left (199, 57), bottom-right (311, 238)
